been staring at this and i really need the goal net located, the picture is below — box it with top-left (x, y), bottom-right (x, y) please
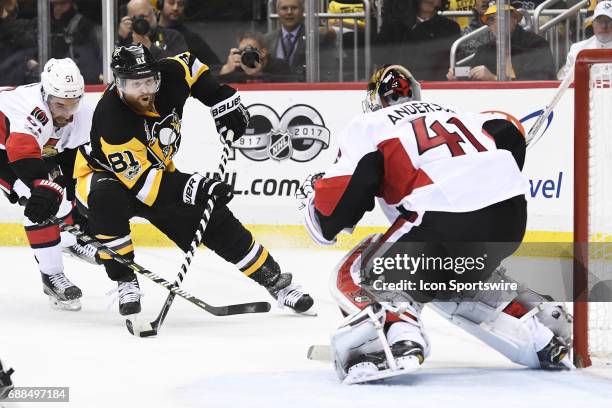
top-left (574, 49), bottom-right (612, 368)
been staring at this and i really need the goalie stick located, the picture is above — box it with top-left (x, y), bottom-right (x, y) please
top-left (526, 67), bottom-right (574, 148)
top-left (18, 198), bottom-right (271, 321)
top-left (307, 344), bottom-right (332, 361)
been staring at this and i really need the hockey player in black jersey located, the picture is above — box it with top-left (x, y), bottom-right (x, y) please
top-left (74, 44), bottom-right (313, 316)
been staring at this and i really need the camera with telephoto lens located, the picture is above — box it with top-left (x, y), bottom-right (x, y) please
top-left (132, 15), bottom-right (150, 36)
top-left (240, 46), bottom-right (261, 69)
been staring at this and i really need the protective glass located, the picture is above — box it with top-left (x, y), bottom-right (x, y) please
top-left (117, 75), bottom-right (161, 96)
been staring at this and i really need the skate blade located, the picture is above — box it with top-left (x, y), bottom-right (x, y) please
top-left (48, 296), bottom-right (81, 311)
top-left (343, 357), bottom-right (421, 385)
top-left (292, 308), bottom-right (318, 317)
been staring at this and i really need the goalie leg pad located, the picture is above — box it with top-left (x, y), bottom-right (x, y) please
top-left (331, 305), bottom-right (387, 381)
top-left (428, 267), bottom-right (569, 368)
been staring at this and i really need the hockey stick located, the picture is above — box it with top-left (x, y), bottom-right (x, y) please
top-left (127, 138), bottom-right (259, 337)
top-left (526, 67), bottom-right (574, 148)
top-left (18, 198), bottom-right (270, 319)
top-left (307, 344), bottom-right (332, 361)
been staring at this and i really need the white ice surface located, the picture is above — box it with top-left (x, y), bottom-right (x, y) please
top-left (1, 247), bottom-right (611, 408)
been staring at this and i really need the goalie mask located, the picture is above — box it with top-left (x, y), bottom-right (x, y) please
top-left (363, 65), bottom-right (421, 113)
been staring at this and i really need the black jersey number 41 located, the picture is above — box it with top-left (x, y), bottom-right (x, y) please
top-left (411, 116), bottom-right (487, 157)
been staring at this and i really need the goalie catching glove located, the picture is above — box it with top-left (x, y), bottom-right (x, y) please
top-left (24, 179), bottom-right (64, 224)
top-left (183, 173), bottom-right (234, 207)
top-left (210, 85), bottom-right (250, 144)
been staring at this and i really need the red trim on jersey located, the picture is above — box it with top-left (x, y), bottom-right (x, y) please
top-left (377, 138), bottom-right (433, 204)
top-left (25, 224), bottom-right (60, 246)
top-left (0, 111), bottom-right (8, 146)
top-left (314, 175), bottom-right (351, 217)
top-left (5, 132), bottom-right (41, 162)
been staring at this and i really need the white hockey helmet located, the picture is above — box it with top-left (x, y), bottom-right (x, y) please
top-left (363, 64), bottom-right (421, 113)
top-left (41, 58), bottom-right (85, 101)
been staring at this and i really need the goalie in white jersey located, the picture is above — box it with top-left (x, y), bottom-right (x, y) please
top-left (297, 65), bottom-right (574, 384)
top-left (0, 58), bottom-right (98, 311)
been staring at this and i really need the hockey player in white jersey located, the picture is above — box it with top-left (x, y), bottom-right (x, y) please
top-left (297, 65), bottom-right (573, 384)
top-left (0, 58), bottom-right (98, 311)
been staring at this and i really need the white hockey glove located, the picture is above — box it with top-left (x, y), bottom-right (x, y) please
top-left (210, 85), bottom-right (250, 144)
top-left (296, 173), bottom-right (336, 246)
top-left (295, 172), bottom-right (324, 211)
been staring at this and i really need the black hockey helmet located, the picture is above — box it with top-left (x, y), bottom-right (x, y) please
top-left (363, 64), bottom-right (421, 112)
top-left (111, 44), bottom-right (159, 80)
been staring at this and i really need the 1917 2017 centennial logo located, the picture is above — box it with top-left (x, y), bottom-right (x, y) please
top-left (231, 104), bottom-right (331, 162)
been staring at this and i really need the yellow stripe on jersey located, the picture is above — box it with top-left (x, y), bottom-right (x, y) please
top-left (100, 136), bottom-right (151, 189)
top-left (73, 149), bottom-right (94, 179)
top-left (169, 52), bottom-right (210, 88)
top-left (75, 173), bottom-right (92, 208)
top-left (136, 168), bottom-right (164, 206)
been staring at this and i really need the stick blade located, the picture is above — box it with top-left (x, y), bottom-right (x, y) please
top-left (225, 301), bottom-right (271, 315)
top-left (307, 344), bottom-right (332, 361)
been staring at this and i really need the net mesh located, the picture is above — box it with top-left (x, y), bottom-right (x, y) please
top-left (587, 62), bottom-right (612, 359)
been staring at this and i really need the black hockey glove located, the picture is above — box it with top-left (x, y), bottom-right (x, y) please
top-left (210, 85), bottom-right (250, 144)
top-left (182, 173), bottom-right (234, 207)
top-left (24, 179), bottom-right (63, 224)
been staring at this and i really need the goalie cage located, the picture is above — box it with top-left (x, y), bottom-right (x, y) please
top-left (574, 49), bottom-right (612, 368)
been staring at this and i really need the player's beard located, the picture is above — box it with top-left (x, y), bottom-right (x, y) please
top-left (53, 116), bottom-right (73, 127)
top-left (125, 92), bottom-right (156, 113)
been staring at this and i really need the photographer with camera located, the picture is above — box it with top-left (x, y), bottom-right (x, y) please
top-left (217, 31), bottom-right (299, 83)
top-left (117, 0), bottom-right (187, 60)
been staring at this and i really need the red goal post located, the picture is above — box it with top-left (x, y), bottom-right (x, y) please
top-left (573, 48), bottom-right (612, 368)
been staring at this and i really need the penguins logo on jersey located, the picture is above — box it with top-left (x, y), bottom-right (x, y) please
top-left (147, 110), bottom-right (182, 159)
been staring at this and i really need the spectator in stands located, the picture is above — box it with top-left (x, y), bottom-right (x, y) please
top-left (456, 0), bottom-right (494, 60)
top-left (376, 0), bottom-right (461, 81)
top-left (117, 0), bottom-right (188, 60)
top-left (264, 0), bottom-right (335, 79)
top-left (558, 0), bottom-right (612, 79)
top-left (447, 3), bottom-right (555, 80)
top-left (49, 0), bottom-right (102, 84)
top-left (0, 0), bottom-right (101, 85)
top-left (157, 0), bottom-right (221, 65)
top-left (0, 0), bottom-right (38, 85)
top-left (447, 0), bottom-right (475, 30)
top-left (217, 31), bottom-right (299, 83)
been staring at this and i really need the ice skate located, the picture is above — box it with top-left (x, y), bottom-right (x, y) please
top-left (266, 273), bottom-right (314, 314)
top-left (41, 271), bottom-right (82, 311)
top-left (63, 238), bottom-right (101, 265)
top-left (116, 278), bottom-right (142, 316)
top-left (344, 340), bottom-right (424, 384)
top-left (537, 336), bottom-right (574, 370)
